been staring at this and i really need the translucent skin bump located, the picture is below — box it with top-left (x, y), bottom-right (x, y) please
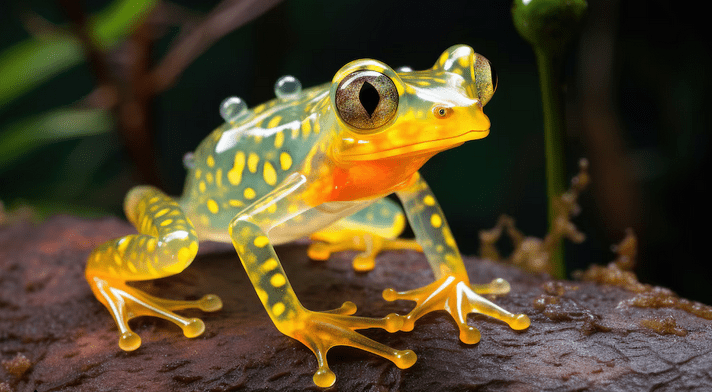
top-left (85, 44), bottom-right (529, 388)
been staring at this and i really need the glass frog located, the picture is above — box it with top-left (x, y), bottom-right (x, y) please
top-left (85, 45), bottom-right (530, 388)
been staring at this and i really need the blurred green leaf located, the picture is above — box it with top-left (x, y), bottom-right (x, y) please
top-left (0, 0), bottom-right (159, 111)
top-left (0, 107), bottom-right (114, 170)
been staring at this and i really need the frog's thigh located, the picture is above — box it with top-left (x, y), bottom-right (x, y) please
top-left (309, 198), bottom-right (422, 272)
top-left (86, 186), bottom-right (222, 351)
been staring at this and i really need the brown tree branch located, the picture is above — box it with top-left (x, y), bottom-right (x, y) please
top-left (147, 0), bottom-right (284, 93)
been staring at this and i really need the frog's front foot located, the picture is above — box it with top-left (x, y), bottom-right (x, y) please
top-left (87, 275), bottom-right (223, 351)
top-left (308, 233), bottom-right (422, 272)
top-left (383, 275), bottom-right (529, 344)
top-left (283, 302), bottom-right (416, 387)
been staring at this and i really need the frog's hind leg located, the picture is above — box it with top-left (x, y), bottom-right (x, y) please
top-left (308, 198), bottom-right (422, 272)
top-left (86, 186), bottom-right (222, 351)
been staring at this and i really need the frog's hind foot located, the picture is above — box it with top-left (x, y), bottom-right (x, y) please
top-left (383, 275), bottom-right (529, 344)
top-left (287, 305), bottom-right (415, 387)
top-left (88, 275), bottom-right (222, 351)
top-left (308, 234), bottom-right (422, 272)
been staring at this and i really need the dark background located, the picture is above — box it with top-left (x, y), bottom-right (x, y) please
top-left (1, 1), bottom-right (710, 303)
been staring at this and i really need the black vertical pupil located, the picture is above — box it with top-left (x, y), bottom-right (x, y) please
top-left (359, 81), bottom-right (380, 117)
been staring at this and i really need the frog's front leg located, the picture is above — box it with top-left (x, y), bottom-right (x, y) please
top-left (308, 198), bottom-right (422, 272)
top-left (86, 186), bottom-right (223, 351)
top-left (384, 173), bottom-right (530, 344)
top-left (228, 174), bottom-right (415, 388)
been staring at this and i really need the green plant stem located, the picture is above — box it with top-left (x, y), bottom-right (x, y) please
top-left (535, 48), bottom-right (566, 279)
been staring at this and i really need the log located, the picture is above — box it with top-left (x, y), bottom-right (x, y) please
top-left (1, 216), bottom-right (711, 391)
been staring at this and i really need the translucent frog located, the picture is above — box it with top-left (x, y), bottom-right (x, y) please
top-left (85, 45), bottom-right (530, 388)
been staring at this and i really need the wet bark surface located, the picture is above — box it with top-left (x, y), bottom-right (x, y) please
top-left (1, 216), bottom-right (711, 391)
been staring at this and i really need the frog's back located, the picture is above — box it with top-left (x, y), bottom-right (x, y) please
top-left (181, 83), bottom-right (330, 238)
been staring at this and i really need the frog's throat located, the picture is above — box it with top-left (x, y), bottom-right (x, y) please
top-left (340, 129), bottom-right (490, 162)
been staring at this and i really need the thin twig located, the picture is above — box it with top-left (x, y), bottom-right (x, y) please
top-left (148, 0), bottom-right (284, 93)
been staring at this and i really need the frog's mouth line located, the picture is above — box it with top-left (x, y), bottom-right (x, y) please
top-left (341, 129), bottom-right (490, 161)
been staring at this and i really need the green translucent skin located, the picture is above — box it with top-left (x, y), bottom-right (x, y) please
top-left (85, 45), bottom-right (529, 388)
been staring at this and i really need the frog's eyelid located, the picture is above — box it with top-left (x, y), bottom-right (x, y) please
top-left (331, 59), bottom-right (405, 97)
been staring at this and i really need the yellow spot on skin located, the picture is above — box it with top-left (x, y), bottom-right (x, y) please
top-left (207, 155), bottom-right (215, 168)
top-left (457, 56), bottom-right (469, 68)
top-left (207, 199), bottom-right (219, 214)
top-left (430, 214), bottom-right (442, 228)
top-left (302, 119), bottom-right (311, 138)
top-left (263, 161), bottom-right (277, 186)
top-left (267, 203), bottom-right (277, 213)
top-left (423, 195), bottom-right (436, 206)
top-left (274, 131), bottom-right (285, 148)
top-left (199, 181), bottom-right (206, 193)
top-left (270, 273), bottom-right (286, 287)
top-left (244, 188), bottom-right (256, 199)
top-left (261, 258), bottom-right (278, 273)
top-left (248, 153), bottom-right (259, 173)
top-left (195, 169), bottom-right (202, 179)
top-left (256, 288), bottom-right (268, 303)
top-left (443, 227), bottom-right (457, 248)
top-left (272, 302), bottom-right (285, 316)
top-left (160, 219), bottom-right (173, 226)
top-left (113, 253), bottom-right (122, 266)
top-left (254, 236), bottom-right (270, 248)
top-left (228, 152), bottom-right (245, 185)
top-left (268, 115), bottom-right (282, 129)
top-left (206, 172), bottom-right (214, 184)
top-left (229, 199), bottom-right (244, 207)
top-left (177, 247), bottom-right (192, 264)
top-left (146, 239), bottom-right (157, 253)
top-left (200, 215), bottom-right (210, 226)
top-left (216, 168), bottom-right (223, 187)
top-left (445, 253), bottom-right (459, 266)
top-left (127, 262), bottom-right (138, 273)
top-left (117, 238), bottom-right (130, 254)
top-left (280, 152), bottom-right (292, 171)
top-left (155, 208), bottom-right (169, 218)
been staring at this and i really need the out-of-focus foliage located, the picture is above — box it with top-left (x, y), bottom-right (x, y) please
top-left (0, 108), bottom-right (113, 168)
top-left (0, 0), bottom-right (158, 110)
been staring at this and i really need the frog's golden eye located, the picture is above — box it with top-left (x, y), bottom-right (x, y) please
top-left (490, 64), bottom-right (498, 93)
top-left (474, 57), bottom-right (497, 105)
top-left (335, 70), bottom-right (398, 131)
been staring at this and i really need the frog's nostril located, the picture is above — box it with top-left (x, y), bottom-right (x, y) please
top-left (359, 82), bottom-right (380, 117)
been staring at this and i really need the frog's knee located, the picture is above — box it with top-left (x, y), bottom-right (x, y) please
top-left (124, 185), bottom-right (157, 219)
